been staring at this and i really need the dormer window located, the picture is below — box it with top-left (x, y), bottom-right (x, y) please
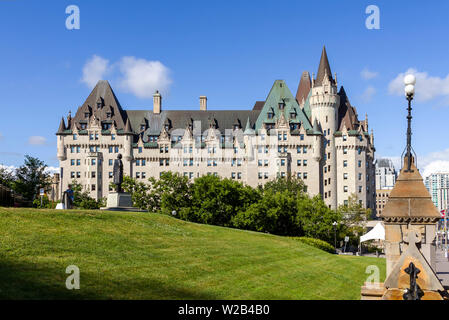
top-left (84, 112), bottom-right (90, 119)
top-left (164, 124), bottom-right (169, 131)
top-left (80, 123), bottom-right (87, 130)
top-left (140, 124), bottom-right (146, 131)
top-left (106, 112), bottom-right (112, 118)
top-left (290, 112), bottom-right (296, 119)
top-left (278, 102), bottom-right (285, 110)
top-left (267, 112), bottom-right (273, 119)
top-left (234, 124), bottom-right (240, 130)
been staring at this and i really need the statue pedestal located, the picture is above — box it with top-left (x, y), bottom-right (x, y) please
top-left (101, 192), bottom-right (146, 212)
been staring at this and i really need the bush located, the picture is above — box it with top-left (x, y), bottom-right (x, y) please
top-left (32, 195), bottom-right (57, 209)
top-left (291, 237), bottom-right (335, 254)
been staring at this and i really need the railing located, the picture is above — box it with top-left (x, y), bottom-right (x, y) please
top-left (0, 184), bottom-right (30, 207)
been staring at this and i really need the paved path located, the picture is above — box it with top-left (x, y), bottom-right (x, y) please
top-left (435, 248), bottom-right (449, 287)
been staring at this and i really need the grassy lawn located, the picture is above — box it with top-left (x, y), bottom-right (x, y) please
top-left (0, 207), bottom-right (385, 300)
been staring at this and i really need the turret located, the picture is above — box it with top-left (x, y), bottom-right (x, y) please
top-left (123, 118), bottom-right (133, 161)
top-left (56, 117), bottom-right (67, 161)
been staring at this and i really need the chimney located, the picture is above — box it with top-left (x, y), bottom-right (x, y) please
top-left (200, 96), bottom-right (207, 111)
top-left (153, 90), bottom-right (161, 114)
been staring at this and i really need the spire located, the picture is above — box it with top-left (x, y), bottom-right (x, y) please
top-left (67, 111), bottom-right (72, 129)
top-left (296, 71), bottom-right (311, 105)
top-left (312, 118), bottom-right (320, 133)
top-left (57, 117), bottom-right (66, 134)
top-left (124, 118), bottom-right (133, 134)
top-left (315, 46), bottom-right (334, 86)
top-left (244, 117), bottom-right (255, 135)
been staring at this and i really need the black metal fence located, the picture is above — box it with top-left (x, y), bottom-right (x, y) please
top-left (0, 184), bottom-right (30, 207)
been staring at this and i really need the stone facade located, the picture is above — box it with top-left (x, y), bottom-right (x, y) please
top-left (56, 47), bottom-right (376, 210)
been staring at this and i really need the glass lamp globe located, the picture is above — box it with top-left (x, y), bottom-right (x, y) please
top-left (405, 84), bottom-right (415, 96)
top-left (404, 74), bottom-right (416, 86)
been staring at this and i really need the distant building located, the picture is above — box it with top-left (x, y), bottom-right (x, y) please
top-left (425, 173), bottom-right (449, 212)
top-left (376, 189), bottom-right (391, 217)
top-left (56, 47), bottom-right (376, 210)
top-left (375, 158), bottom-right (397, 190)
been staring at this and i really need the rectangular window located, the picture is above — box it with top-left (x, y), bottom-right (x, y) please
top-left (189, 159), bottom-right (193, 166)
top-left (344, 186), bottom-right (348, 192)
top-left (231, 172), bottom-right (236, 179)
top-left (91, 171), bottom-right (96, 178)
top-left (71, 172), bottom-right (75, 178)
top-left (109, 146), bottom-right (113, 153)
top-left (297, 172), bottom-right (301, 179)
top-left (264, 160), bottom-right (268, 167)
top-left (76, 146), bottom-right (80, 153)
top-left (91, 159), bottom-right (96, 165)
top-left (303, 147), bottom-right (307, 153)
top-left (76, 172), bottom-right (81, 178)
top-left (280, 159), bottom-right (285, 166)
top-left (109, 172), bottom-right (113, 178)
top-left (258, 160), bottom-right (262, 167)
top-left (142, 159), bottom-right (146, 166)
top-left (343, 147), bottom-right (348, 154)
top-left (297, 159), bottom-right (301, 166)
top-left (343, 160), bottom-right (348, 167)
top-left (303, 172), bottom-right (307, 179)
top-left (115, 146), bottom-right (119, 153)
top-left (237, 159), bottom-right (242, 166)
top-left (91, 184), bottom-right (96, 191)
top-left (136, 160), bottom-right (140, 166)
top-left (283, 133), bottom-right (287, 141)
top-left (358, 160), bottom-right (362, 168)
top-left (160, 159), bottom-right (164, 166)
top-left (303, 160), bottom-right (307, 166)
top-left (237, 172), bottom-right (242, 179)
top-left (343, 173), bottom-right (348, 180)
top-left (95, 134), bottom-right (99, 140)
top-left (297, 146), bottom-right (301, 154)
top-left (111, 134), bottom-right (115, 140)
top-left (89, 134), bottom-right (94, 141)
top-left (71, 159), bottom-right (75, 166)
top-left (264, 172), bottom-right (268, 179)
top-left (343, 135), bottom-right (347, 141)
top-left (258, 172), bottom-right (262, 179)
top-left (73, 134), bottom-right (78, 140)
top-left (300, 134), bottom-right (304, 141)
top-left (136, 172), bottom-right (140, 179)
top-left (138, 147), bottom-right (142, 153)
top-left (109, 159), bottom-right (113, 166)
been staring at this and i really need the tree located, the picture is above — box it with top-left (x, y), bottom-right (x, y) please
top-left (13, 155), bottom-right (50, 201)
top-left (262, 176), bottom-right (306, 198)
top-left (232, 189), bottom-right (299, 235)
top-left (296, 195), bottom-right (343, 244)
top-left (0, 166), bottom-right (14, 188)
top-left (337, 193), bottom-right (372, 246)
top-left (184, 175), bottom-right (260, 226)
top-left (70, 180), bottom-right (103, 209)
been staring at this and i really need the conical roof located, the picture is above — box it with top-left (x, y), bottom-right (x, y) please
top-left (296, 71), bottom-right (311, 105)
top-left (315, 46), bottom-right (334, 86)
top-left (381, 155), bottom-right (440, 222)
top-left (56, 117), bottom-right (66, 134)
top-left (124, 118), bottom-right (133, 134)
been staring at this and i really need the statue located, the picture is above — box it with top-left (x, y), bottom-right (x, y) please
top-left (113, 153), bottom-right (124, 193)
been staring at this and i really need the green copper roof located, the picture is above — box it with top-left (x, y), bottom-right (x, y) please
top-left (302, 90), bottom-right (312, 120)
top-left (254, 80), bottom-right (312, 132)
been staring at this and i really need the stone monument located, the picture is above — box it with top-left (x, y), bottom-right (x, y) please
top-left (101, 153), bottom-right (139, 211)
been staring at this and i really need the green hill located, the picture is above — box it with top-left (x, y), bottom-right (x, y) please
top-left (0, 207), bottom-right (385, 300)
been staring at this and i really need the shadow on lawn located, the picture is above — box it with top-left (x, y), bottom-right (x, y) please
top-left (0, 259), bottom-right (218, 300)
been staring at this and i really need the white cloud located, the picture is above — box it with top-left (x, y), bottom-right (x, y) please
top-left (45, 166), bottom-right (60, 174)
top-left (0, 164), bottom-right (15, 173)
top-left (389, 68), bottom-right (449, 103)
top-left (81, 55), bottom-right (110, 88)
top-left (28, 136), bottom-right (47, 145)
top-left (118, 56), bottom-right (172, 99)
top-left (361, 68), bottom-right (378, 80)
top-left (360, 86), bottom-right (376, 102)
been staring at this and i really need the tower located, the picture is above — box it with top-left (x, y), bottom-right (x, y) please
top-left (309, 46), bottom-right (340, 209)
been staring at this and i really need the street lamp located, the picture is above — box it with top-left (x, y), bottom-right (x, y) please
top-left (332, 221), bottom-right (338, 252)
top-left (403, 74), bottom-right (416, 172)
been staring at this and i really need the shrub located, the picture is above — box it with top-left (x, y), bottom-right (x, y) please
top-left (291, 237), bottom-right (335, 254)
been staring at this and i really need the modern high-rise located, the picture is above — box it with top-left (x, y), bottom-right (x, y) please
top-left (375, 158), bottom-right (397, 190)
top-left (56, 47), bottom-right (376, 210)
top-left (425, 173), bottom-right (449, 212)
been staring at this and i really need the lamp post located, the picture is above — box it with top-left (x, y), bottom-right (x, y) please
top-left (403, 74), bottom-right (416, 172)
top-left (333, 221), bottom-right (338, 252)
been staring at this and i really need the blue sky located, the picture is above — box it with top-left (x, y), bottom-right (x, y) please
top-left (1, 0), bottom-right (449, 175)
